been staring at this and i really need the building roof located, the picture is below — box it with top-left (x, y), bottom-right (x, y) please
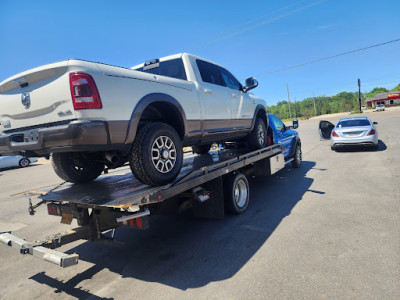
top-left (365, 91), bottom-right (400, 103)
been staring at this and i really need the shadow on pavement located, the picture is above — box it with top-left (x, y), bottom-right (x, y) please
top-left (30, 161), bottom-right (319, 294)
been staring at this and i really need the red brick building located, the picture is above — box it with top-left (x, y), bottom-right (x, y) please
top-left (365, 91), bottom-right (400, 108)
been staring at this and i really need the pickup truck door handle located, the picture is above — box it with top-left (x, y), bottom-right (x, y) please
top-left (204, 89), bottom-right (213, 95)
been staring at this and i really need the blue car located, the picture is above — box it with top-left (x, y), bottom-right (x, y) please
top-left (267, 114), bottom-right (302, 168)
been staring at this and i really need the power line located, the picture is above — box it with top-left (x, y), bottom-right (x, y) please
top-left (253, 38), bottom-right (400, 78)
top-left (191, 0), bottom-right (329, 50)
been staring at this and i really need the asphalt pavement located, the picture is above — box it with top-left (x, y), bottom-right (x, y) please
top-left (0, 108), bottom-right (399, 300)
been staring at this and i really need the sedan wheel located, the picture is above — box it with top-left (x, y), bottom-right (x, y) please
top-left (19, 158), bottom-right (30, 168)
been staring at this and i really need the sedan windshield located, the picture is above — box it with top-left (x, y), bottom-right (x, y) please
top-left (337, 119), bottom-right (370, 127)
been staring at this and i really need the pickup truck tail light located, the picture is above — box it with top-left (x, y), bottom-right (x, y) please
top-left (69, 72), bottom-right (102, 110)
top-left (332, 131), bottom-right (339, 137)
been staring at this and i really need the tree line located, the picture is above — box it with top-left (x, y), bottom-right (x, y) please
top-left (267, 83), bottom-right (400, 120)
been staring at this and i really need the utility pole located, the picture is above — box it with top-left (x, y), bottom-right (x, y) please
top-left (312, 92), bottom-right (317, 116)
top-left (358, 79), bottom-right (362, 111)
top-left (294, 97), bottom-right (297, 119)
top-left (286, 83), bottom-right (292, 119)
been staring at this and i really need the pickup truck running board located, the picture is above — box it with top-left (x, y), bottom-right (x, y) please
top-left (0, 232), bottom-right (79, 268)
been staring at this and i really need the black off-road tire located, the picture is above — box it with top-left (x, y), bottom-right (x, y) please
top-left (224, 172), bottom-right (250, 214)
top-left (19, 158), bottom-right (30, 168)
top-left (192, 144), bottom-right (211, 155)
top-left (291, 143), bottom-right (302, 168)
top-left (129, 122), bottom-right (183, 187)
top-left (247, 117), bottom-right (267, 150)
top-left (52, 152), bottom-right (104, 183)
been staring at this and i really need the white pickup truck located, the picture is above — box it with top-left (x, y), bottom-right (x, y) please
top-left (0, 53), bottom-right (269, 186)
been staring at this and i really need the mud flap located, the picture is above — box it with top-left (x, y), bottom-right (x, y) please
top-left (193, 176), bottom-right (225, 219)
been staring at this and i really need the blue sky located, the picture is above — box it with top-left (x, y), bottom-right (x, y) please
top-left (1, 0), bottom-right (399, 105)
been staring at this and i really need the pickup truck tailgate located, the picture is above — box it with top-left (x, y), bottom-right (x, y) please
top-left (0, 61), bottom-right (76, 133)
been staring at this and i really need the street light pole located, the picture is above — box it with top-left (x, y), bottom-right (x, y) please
top-left (312, 92), bottom-right (317, 116)
top-left (358, 79), bottom-right (362, 111)
top-left (286, 83), bottom-right (292, 119)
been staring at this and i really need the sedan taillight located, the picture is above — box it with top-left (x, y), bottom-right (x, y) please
top-left (367, 129), bottom-right (376, 136)
top-left (332, 131), bottom-right (339, 137)
top-left (69, 72), bottom-right (102, 110)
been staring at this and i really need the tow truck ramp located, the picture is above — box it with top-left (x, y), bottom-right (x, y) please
top-left (0, 145), bottom-right (284, 267)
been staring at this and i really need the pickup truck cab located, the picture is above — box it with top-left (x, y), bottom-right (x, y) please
top-left (267, 114), bottom-right (301, 167)
top-left (0, 53), bottom-right (268, 186)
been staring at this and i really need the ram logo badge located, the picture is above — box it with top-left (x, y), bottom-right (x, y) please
top-left (58, 110), bottom-right (73, 117)
top-left (21, 92), bottom-right (31, 109)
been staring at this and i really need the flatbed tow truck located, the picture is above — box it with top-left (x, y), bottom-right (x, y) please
top-left (0, 144), bottom-right (287, 268)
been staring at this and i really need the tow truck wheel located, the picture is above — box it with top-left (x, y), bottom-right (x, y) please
top-left (224, 172), bottom-right (250, 214)
top-left (291, 143), bottom-right (302, 168)
top-left (192, 144), bottom-right (211, 154)
top-left (129, 122), bottom-right (183, 187)
top-left (52, 152), bottom-right (105, 183)
top-left (248, 117), bottom-right (267, 150)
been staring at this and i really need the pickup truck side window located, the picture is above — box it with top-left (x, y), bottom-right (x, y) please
top-left (196, 59), bottom-right (225, 86)
top-left (135, 58), bottom-right (187, 80)
top-left (270, 115), bottom-right (285, 131)
top-left (218, 66), bottom-right (242, 91)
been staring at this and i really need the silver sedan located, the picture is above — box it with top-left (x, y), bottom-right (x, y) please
top-left (319, 117), bottom-right (379, 150)
top-left (0, 155), bottom-right (38, 170)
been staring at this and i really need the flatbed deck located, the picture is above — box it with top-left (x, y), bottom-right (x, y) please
top-left (23, 144), bottom-right (282, 209)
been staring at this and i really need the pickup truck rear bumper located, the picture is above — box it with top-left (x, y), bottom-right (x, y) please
top-left (0, 120), bottom-right (116, 156)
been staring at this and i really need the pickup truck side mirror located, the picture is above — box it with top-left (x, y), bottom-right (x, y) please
top-left (243, 77), bottom-right (258, 92)
top-left (291, 120), bottom-right (299, 129)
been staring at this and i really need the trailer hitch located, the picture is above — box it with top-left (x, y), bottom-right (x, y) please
top-left (28, 198), bottom-right (46, 216)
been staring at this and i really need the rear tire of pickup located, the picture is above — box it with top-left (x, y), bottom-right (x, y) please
top-left (129, 122), bottom-right (183, 187)
top-left (52, 153), bottom-right (105, 183)
top-left (224, 172), bottom-right (249, 214)
top-left (192, 144), bottom-right (211, 154)
top-left (247, 117), bottom-right (267, 150)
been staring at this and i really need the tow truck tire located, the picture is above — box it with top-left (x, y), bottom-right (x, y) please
top-left (224, 172), bottom-right (250, 214)
top-left (192, 144), bottom-right (211, 154)
top-left (19, 158), bottom-right (30, 168)
top-left (248, 118), bottom-right (267, 150)
top-left (291, 143), bottom-right (302, 168)
top-left (129, 122), bottom-right (183, 187)
top-left (52, 152), bottom-right (105, 183)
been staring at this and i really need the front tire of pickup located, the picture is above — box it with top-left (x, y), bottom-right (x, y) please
top-left (247, 117), bottom-right (267, 150)
top-left (129, 122), bottom-right (183, 187)
top-left (52, 153), bottom-right (105, 183)
top-left (291, 143), bottom-right (302, 168)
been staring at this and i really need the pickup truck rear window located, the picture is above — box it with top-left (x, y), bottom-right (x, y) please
top-left (135, 58), bottom-right (187, 80)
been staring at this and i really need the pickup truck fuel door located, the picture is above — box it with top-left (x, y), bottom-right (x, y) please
top-left (319, 120), bottom-right (335, 140)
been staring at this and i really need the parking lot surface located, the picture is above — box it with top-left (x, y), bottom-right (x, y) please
top-left (0, 109), bottom-right (399, 299)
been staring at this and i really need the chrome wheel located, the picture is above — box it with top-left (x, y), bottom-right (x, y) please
top-left (19, 158), bottom-right (30, 168)
top-left (234, 179), bottom-right (248, 208)
top-left (296, 147), bottom-right (302, 163)
top-left (151, 136), bottom-right (177, 173)
top-left (257, 124), bottom-right (265, 146)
